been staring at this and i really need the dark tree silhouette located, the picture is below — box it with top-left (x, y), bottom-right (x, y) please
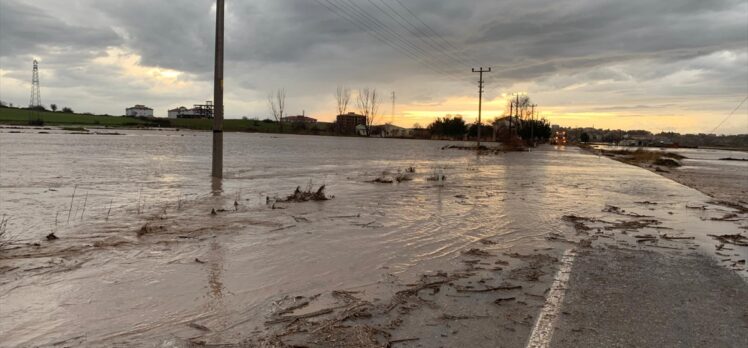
top-left (580, 132), bottom-right (590, 143)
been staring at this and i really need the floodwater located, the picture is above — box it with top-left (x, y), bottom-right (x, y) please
top-left (0, 129), bottom-right (745, 346)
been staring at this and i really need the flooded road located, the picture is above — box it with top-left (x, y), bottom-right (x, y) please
top-left (1, 129), bottom-right (746, 346)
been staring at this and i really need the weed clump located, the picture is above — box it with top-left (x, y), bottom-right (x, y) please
top-left (654, 157), bottom-right (681, 167)
top-left (281, 185), bottom-right (331, 202)
top-left (370, 177), bottom-right (393, 184)
top-left (394, 171), bottom-right (413, 182)
top-left (0, 216), bottom-right (9, 248)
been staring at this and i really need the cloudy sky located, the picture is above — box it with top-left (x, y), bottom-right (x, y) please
top-left (1, 0), bottom-right (746, 134)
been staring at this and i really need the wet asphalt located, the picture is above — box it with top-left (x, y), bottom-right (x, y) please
top-left (551, 248), bottom-right (748, 348)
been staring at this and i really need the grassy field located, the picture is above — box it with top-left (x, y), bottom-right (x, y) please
top-left (0, 107), bottom-right (334, 134)
top-left (0, 107), bottom-right (148, 126)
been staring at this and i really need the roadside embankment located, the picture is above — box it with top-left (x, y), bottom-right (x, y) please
top-left (584, 146), bottom-right (748, 210)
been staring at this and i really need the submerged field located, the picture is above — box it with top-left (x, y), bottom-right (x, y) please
top-left (0, 129), bottom-right (746, 346)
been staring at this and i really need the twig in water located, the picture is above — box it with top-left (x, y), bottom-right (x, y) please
top-left (455, 284), bottom-right (522, 293)
top-left (80, 192), bottom-right (88, 221)
top-left (137, 186), bottom-right (142, 214)
top-left (106, 199), bottom-right (113, 221)
top-left (265, 308), bottom-right (333, 324)
top-left (390, 337), bottom-right (419, 345)
top-left (67, 184), bottom-right (77, 224)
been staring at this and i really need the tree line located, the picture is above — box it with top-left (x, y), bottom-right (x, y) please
top-left (426, 94), bottom-right (552, 143)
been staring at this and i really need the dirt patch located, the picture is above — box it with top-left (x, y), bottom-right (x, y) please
top-left (240, 246), bottom-right (566, 348)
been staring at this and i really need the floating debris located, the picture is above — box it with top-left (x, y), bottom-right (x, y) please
top-left (494, 297), bottom-right (517, 304)
top-left (707, 234), bottom-right (748, 247)
top-left (463, 248), bottom-right (491, 257)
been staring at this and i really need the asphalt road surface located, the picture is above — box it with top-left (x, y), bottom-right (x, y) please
top-left (550, 248), bottom-right (748, 348)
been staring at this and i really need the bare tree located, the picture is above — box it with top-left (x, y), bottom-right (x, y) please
top-left (267, 88), bottom-right (286, 133)
top-left (357, 88), bottom-right (379, 136)
top-left (504, 95), bottom-right (533, 125)
top-left (335, 86), bottom-right (351, 116)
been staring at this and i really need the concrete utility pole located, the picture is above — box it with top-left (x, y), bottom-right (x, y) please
top-left (472, 67), bottom-right (491, 148)
top-left (212, 0), bottom-right (225, 179)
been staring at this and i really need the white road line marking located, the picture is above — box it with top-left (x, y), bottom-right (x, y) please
top-left (526, 248), bottom-right (577, 348)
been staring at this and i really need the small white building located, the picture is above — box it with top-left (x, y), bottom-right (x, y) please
top-left (126, 105), bottom-right (153, 117)
top-left (168, 106), bottom-right (189, 119)
top-left (378, 124), bottom-right (412, 137)
top-left (168, 103), bottom-right (214, 119)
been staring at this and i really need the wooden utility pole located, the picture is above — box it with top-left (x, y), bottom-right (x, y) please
top-left (472, 67), bottom-right (491, 148)
top-left (212, 0), bottom-right (225, 178)
top-left (530, 104), bottom-right (537, 147)
top-left (391, 91), bottom-right (396, 124)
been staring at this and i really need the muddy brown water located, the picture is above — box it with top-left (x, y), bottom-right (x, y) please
top-left (0, 129), bottom-right (746, 346)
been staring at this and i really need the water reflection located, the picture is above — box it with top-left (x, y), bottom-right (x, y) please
top-left (207, 240), bottom-right (225, 304)
top-left (203, 239), bottom-right (227, 340)
top-left (211, 177), bottom-right (223, 197)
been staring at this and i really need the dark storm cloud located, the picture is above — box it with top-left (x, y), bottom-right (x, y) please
top-left (471, 0), bottom-right (747, 80)
top-left (0, 0), bottom-right (121, 58)
top-left (0, 0), bottom-right (746, 133)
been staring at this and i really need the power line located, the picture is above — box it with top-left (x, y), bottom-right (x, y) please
top-left (313, 0), bottom-right (433, 73)
top-left (377, 0), bottom-right (472, 70)
top-left (366, 0), bottom-right (471, 71)
top-left (334, 0), bottom-right (468, 81)
top-left (313, 0), bottom-right (470, 84)
top-left (710, 95), bottom-right (748, 134)
top-left (392, 0), bottom-right (482, 67)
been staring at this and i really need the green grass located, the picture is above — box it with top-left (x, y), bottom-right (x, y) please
top-left (0, 107), bottom-right (334, 134)
top-left (0, 107), bottom-right (147, 126)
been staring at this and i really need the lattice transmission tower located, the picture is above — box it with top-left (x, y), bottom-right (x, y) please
top-left (30, 60), bottom-right (41, 107)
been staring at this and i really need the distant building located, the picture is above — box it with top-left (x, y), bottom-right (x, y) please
top-left (355, 124), bottom-right (368, 136)
top-left (126, 105), bottom-right (153, 117)
top-left (284, 115), bottom-right (317, 123)
top-left (336, 112), bottom-right (367, 135)
top-left (491, 116), bottom-right (514, 141)
top-left (168, 101), bottom-right (214, 119)
top-left (373, 123), bottom-right (411, 138)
